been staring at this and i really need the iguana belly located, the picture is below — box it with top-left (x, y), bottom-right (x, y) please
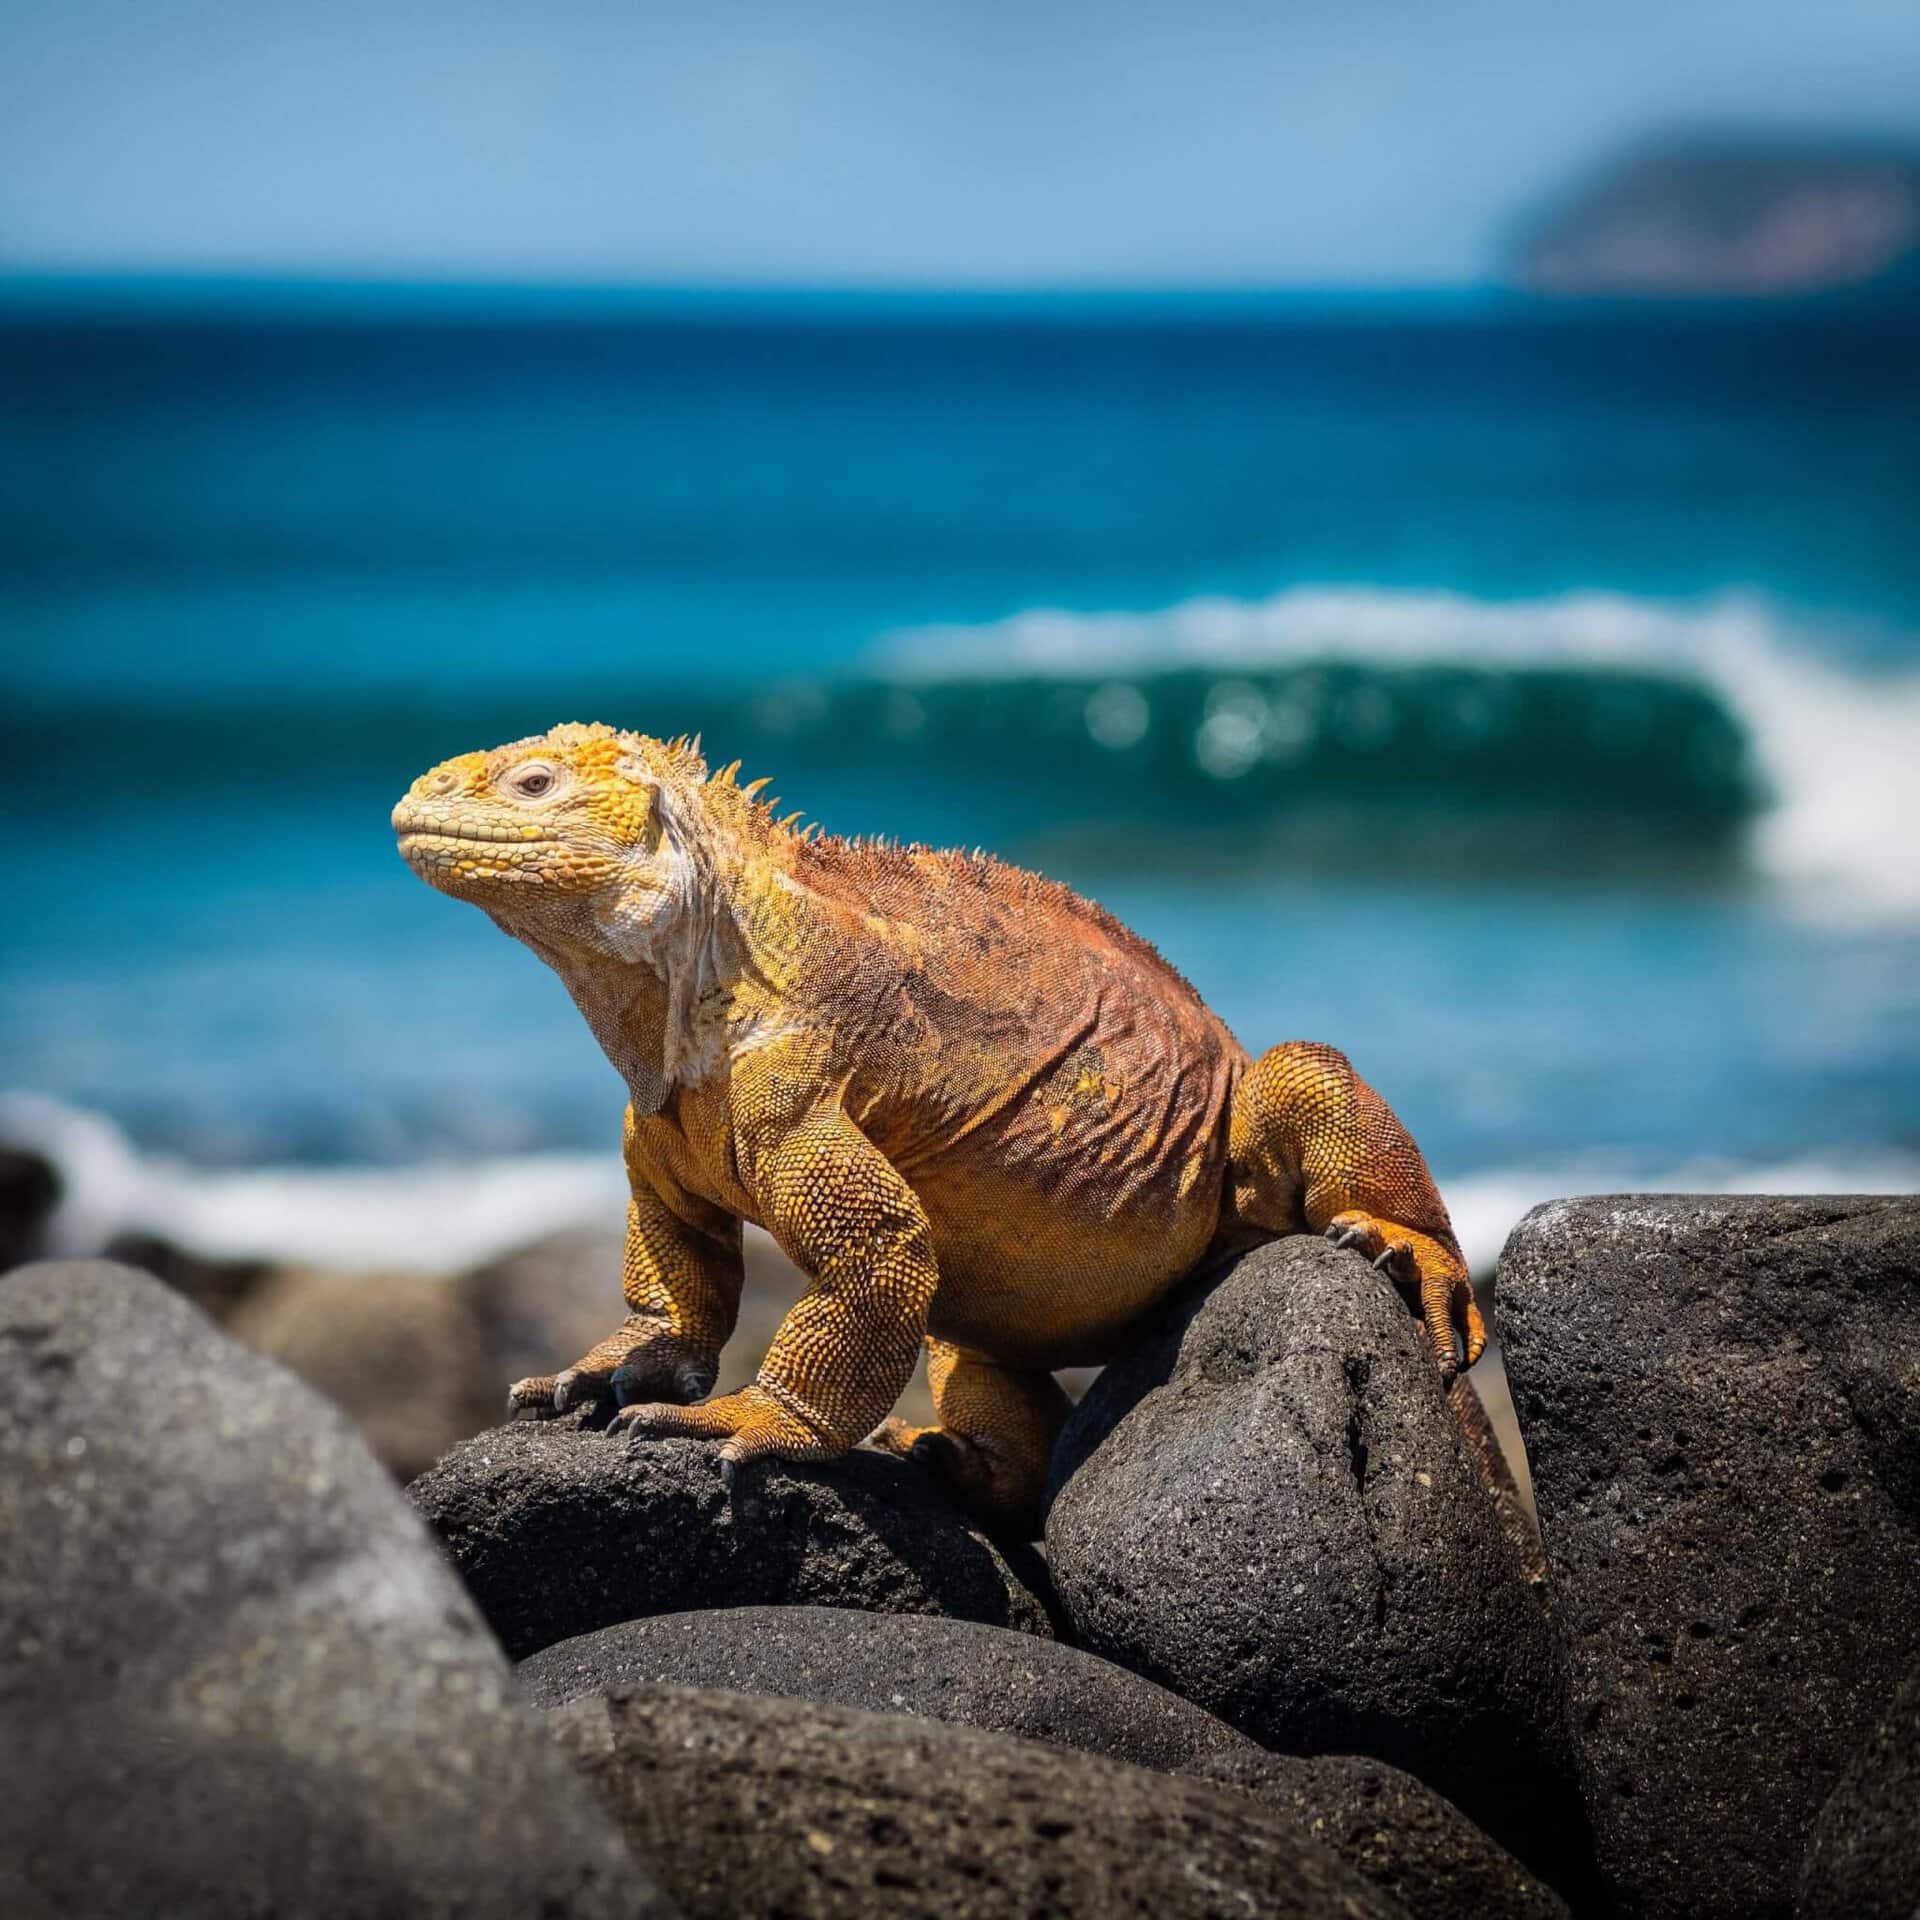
top-left (914, 1161), bottom-right (1223, 1367)
top-left (874, 1040), bottom-right (1237, 1367)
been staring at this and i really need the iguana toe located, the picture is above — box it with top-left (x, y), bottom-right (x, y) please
top-left (551, 1366), bottom-right (616, 1415)
top-left (1372, 1241), bottom-right (1412, 1277)
top-left (1323, 1209), bottom-right (1480, 1381)
top-left (610, 1384), bottom-right (837, 1464)
top-left (506, 1374), bottom-right (560, 1420)
top-left (866, 1415), bottom-right (924, 1460)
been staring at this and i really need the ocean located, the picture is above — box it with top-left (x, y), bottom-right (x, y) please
top-left (3, 289), bottom-right (1917, 1273)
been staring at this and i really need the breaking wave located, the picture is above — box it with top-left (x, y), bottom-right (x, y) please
top-left (9, 585), bottom-right (1913, 915)
top-left (878, 587), bottom-right (1920, 919)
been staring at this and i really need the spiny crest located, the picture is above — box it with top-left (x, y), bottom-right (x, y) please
top-left (690, 758), bottom-right (818, 840)
top-left (641, 729), bottom-right (709, 783)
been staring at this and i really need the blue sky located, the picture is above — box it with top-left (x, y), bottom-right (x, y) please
top-left (3, 0), bottom-right (1918, 286)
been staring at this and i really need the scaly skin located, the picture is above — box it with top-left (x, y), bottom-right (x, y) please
top-left (394, 722), bottom-right (1485, 1532)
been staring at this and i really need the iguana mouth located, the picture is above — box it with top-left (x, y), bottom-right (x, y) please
top-left (397, 825), bottom-right (553, 845)
top-left (392, 806), bottom-right (553, 846)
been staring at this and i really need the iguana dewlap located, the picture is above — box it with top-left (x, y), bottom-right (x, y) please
top-left (394, 722), bottom-right (1482, 1527)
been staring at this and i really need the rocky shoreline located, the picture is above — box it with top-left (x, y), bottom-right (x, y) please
top-left (3, 1194), bottom-right (1916, 1917)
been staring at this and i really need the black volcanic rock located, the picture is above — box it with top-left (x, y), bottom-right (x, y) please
top-left (550, 1682), bottom-right (1406, 1920)
top-left (409, 1418), bottom-right (1052, 1659)
top-left (524, 1605), bottom-right (1568, 1920)
top-left (518, 1601), bottom-right (1244, 1770)
top-left (0, 1260), bottom-right (668, 1920)
top-left (1198, 1749), bottom-right (1571, 1920)
top-left (1499, 1194), bottom-right (1920, 1920)
top-left (1798, 1656), bottom-right (1920, 1920)
top-left (1043, 1234), bottom-right (1586, 1892)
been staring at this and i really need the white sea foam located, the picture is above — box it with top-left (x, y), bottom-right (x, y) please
top-left (5, 1093), bottom-right (1913, 1282)
top-left (881, 587), bottom-right (1920, 921)
top-left (1443, 1152), bottom-right (1920, 1277)
top-left (0, 1093), bottom-right (625, 1274)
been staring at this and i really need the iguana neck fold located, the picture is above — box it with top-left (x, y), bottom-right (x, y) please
top-left (502, 769), bottom-right (810, 1113)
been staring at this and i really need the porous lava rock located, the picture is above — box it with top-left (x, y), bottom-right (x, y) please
top-left (524, 1604), bottom-right (1568, 1920)
top-left (0, 1259), bottom-right (669, 1920)
top-left (410, 1418), bottom-right (1052, 1659)
top-left (1044, 1233), bottom-right (1585, 1889)
top-left (520, 1600), bottom-right (1248, 1765)
top-left (550, 1682), bottom-right (1406, 1920)
top-left (1198, 1749), bottom-right (1571, 1920)
top-left (1500, 1194), bottom-right (1920, 1920)
top-left (1797, 1656), bottom-right (1920, 1920)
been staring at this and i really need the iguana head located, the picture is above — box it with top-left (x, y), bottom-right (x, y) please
top-left (393, 721), bottom-right (711, 952)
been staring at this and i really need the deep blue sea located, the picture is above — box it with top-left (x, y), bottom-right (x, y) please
top-left (2, 288), bottom-right (1916, 1270)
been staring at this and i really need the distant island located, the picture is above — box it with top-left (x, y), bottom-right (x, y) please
top-left (1506, 134), bottom-right (1920, 298)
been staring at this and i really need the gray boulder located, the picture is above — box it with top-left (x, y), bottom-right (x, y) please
top-left (1798, 1657), bottom-right (1920, 1920)
top-left (226, 1264), bottom-right (507, 1481)
top-left (1044, 1234), bottom-right (1585, 1889)
top-left (524, 1604), bottom-right (1567, 1920)
top-left (0, 1259), bottom-right (670, 1920)
top-left (1500, 1194), bottom-right (1920, 1920)
top-left (551, 1682), bottom-right (1406, 1919)
top-left (410, 1419), bottom-right (1052, 1660)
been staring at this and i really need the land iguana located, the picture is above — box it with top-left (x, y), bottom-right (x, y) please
top-left (393, 722), bottom-right (1485, 1529)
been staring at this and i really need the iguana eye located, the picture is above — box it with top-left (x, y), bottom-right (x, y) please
top-left (508, 763), bottom-right (559, 800)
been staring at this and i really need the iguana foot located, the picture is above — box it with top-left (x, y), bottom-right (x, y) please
top-left (1323, 1210), bottom-right (1486, 1379)
top-left (869, 1346), bottom-right (1067, 1537)
top-left (506, 1365), bottom-right (622, 1420)
top-left (870, 1415), bottom-right (1047, 1537)
top-left (610, 1384), bottom-right (836, 1479)
top-left (870, 1414), bottom-right (957, 1479)
top-left (507, 1321), bottom-right (717, 1422)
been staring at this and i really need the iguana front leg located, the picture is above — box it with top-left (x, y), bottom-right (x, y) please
top-left (508, 1126), bottom-right (742, 1419)
top-left (1230, 1040), bottom-right (1486, 1376)
top-left (613, 1098), bottom-right (937, 1479)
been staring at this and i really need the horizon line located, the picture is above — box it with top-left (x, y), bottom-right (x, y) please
top-left (2, 269), bottom-right (1908, 323)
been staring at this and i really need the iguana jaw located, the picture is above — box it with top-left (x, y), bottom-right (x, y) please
top-left (392, 814), bottom-right (584, 898)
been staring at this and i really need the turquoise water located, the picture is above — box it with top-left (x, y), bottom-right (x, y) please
top-left (2, 291), bottom-right (1916, 1229)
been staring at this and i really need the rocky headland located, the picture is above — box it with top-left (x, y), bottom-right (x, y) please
top-left (1506, 135), bottom-right (1920, 298)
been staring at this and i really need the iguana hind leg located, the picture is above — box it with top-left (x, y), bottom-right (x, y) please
top-left (872, 1338), bottom-right (1069, 1537)
top-left (1229, 1040), bottom-right (1485, 1376)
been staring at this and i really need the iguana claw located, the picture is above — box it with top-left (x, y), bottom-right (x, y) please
top-left (550, 1367), bottom-right (602, 1414)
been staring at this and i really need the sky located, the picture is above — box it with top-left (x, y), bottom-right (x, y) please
top-left (3, 0), bottom-right (1919, 287)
